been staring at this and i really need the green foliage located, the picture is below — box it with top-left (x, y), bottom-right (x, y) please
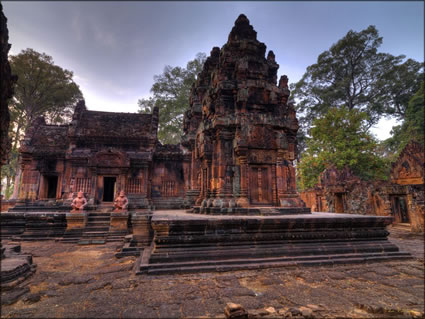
top-left (9, 48), bottom-right (83, 148)
top-left (291, 25), bottom-right (423, 156)
top-left (4, 48), bottom-right (82, 198)
top-left (138, 53), bottom-right (206, 144)
top-left (297, 107), bottom-right (390, 190)
top-left (383, 81), bottom-right (425, 157)
top-left (1, 149), bottom-right (18, 198)
top-left (382, 59), bottom-right (424, 120)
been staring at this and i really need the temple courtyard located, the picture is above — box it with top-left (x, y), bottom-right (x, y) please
top-left (1, 219), bottom-right (423, 319)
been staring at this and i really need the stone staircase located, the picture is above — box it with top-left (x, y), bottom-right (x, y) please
top-left (115, 235), bottom-right (143, 258)
top-left (78, 213), bottom-right (111, 245)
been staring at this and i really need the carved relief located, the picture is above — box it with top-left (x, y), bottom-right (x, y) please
top-left (248, 126), bottom-right (275, 149)
top-left (90, 150), bottom-right (129, 168)
top-left (248, 150), bottom-right (275, 164)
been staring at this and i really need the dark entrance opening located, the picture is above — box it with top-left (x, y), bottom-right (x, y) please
top-left (335, 193), bottom-right (344, 213)
top-left (46, 176), bottom-right (58, 199)
top-left (103, 177), bottom-right (116, 202)
top-left (391, 196), bottom-right (410, 223)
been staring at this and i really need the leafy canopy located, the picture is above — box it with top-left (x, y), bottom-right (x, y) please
top-left (138, 53), bottom-right (206, 144)
top-left (3, 49), bottom-right (82, 199)
top-left (9, 48), bottom-right (82, 137)
top-left (297, 106), bottom-right (389, 191)
top-left (383, 81), bottom-right (425, 157)
top-left (291, 25), bottom-right (423, 153)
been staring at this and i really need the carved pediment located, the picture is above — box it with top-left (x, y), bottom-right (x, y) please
top-left (391, 141), bottom-right (424, 185)
top-left (90, 150), bottom-right (129, 168)
top-left (248, 150), bottom-right (275, 164)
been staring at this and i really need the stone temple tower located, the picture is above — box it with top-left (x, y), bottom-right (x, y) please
top-left (182, 14), bottom-right (307, 213)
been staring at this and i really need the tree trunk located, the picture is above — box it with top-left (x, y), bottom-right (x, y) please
top-left (6, 175), bottom-right (11, 199)
top-left (12, 123), bottom-right (21, 151)
top-left (10, 166), bottom-right (21, 199)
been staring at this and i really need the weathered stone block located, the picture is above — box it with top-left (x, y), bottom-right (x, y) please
top-left (131, 212), bottom-right (153, 246)
top-left (66, 212), bottom-right (86, 230)
top-left (110, 212), bottom-right (128, 231)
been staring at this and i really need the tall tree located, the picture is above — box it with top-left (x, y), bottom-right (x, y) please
top-left (4, 48), bottom-right (82, 199)
top-left (383, 81), bottom-right (425, 157)
top-left (138, 53), bottom-right (206, 144)
top-left (9, 48), bottom-right (83, 150)
top-left (291, 25), bottom-right (423, 156)
top-left (381, 59), bottom-right (424, 120)
top-left (297, 107), bottom-right (389, 190)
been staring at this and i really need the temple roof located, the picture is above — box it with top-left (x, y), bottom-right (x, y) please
top-left (30, 124), bottom-right (69, 154)
top-left (75, 110), bottom-right (154, 139)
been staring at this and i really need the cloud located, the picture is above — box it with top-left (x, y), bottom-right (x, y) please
top-left (71, 13), bottom-right (83, 42)
top-left (73, 73), bottom-right (89, 86)
top-left (91, 20), bottom-right (117, 48)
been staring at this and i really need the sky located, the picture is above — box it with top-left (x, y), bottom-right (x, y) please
top-left (3, 1), bottom-right (424, 140)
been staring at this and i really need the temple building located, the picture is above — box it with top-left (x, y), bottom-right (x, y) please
top-left (3, 14), bottom-right (412, 273)
top-left (15, 101), bottom-right (187, 209)
top-left (300, 141), bottom-right (424, 232)
top-left (182, 14), bottom-right (305, 213)
top-left (13, 15), bottom-right (306, 214)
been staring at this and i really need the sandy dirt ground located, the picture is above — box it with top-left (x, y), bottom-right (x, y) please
top-left (1, 225), bottom-right (424, 318)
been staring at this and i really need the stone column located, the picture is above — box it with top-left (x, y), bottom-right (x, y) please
top-left (110, 212), bottom-right (129, 232)
top-left (236, 156), bottom-right (249, 207)
top-left (131, 212), bottom-right (153, 246)
top-left (276, 150), bottom-right (285, 199)
top-left (66, 212), bottom-right (87, 230)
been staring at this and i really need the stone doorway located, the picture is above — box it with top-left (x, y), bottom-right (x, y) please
top-left (45, 176), bottom-right (58, 199)
top-left (391, 195), bottom-right (410, 223)
top-left (103, 177), bottom-right (116, 202)
top-left (249, 166), bottom-right (272, 205)
top-left (335, 193), bottom-right (344, 213)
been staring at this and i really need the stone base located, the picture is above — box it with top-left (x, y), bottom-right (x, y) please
top-left (66, 213), bottom-right (87, 229)
top-left (191, 206), bottom-right (311, 215)
top-left (131, 211), bottom-right (153, 246)
top-left (137, 211), bottom-right (411, 275)
top-left (110, 212), bottom-right (128, 231)
top-left (1, 242), bottom-right (36, 286)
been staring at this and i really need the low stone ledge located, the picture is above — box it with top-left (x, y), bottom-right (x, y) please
top-left (65, 212), bottom-right (87, 230)
top-left (131, 211), bottom-right (153, 246)
top-left (110, 212), bottom-right (129, 231)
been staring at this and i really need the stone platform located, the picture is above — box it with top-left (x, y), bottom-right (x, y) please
top-left (137, 210), bottom-right (411, 275)
top-left (1, 242), bottom-right (36, 286)
top-left (191, 206), bottom-right (311, 216)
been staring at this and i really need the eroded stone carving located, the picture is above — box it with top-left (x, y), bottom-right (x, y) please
top-left (71, 191), bottom-right (88, 212)
top-left (114, 190), bottom-right (129, 212)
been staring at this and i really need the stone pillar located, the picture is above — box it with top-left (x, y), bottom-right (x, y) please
top-left (89, 171), bottom-right (97, 205)
top-left (131, 212), bottom-right (153, 246)
top-left (276, 150), bottom-right (285, 199)
top-left (190, 149), bottom-right (199, 191)
top-left (66, 212), bottom-right (87, 230)
top-left (110, 212), bottom-right (129, 232)
top-left (236, 156), bottom-right (249, 207)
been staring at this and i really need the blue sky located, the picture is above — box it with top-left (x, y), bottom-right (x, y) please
top-left (3, 1), bottom-right (424, 139)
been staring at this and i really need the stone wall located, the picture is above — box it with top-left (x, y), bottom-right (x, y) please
top-left (299, 188), bottom-right (327, 212)
top-left (300, 142), bottom-right (424, 232)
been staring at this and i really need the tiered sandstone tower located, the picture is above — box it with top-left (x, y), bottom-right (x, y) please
top-left (182, 14), bottom-right (305, 212)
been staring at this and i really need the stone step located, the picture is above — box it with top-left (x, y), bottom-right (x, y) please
top-left (139, 251), bottom-right (412, 275)
top-left (78, 240), bottom-right (106, 245)
top-left (87, 216), bottom-right (110, 220)
top-left (87, 214), bottom-right (110, 218)
top-left (84, 227), bottom-right (110, 232)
